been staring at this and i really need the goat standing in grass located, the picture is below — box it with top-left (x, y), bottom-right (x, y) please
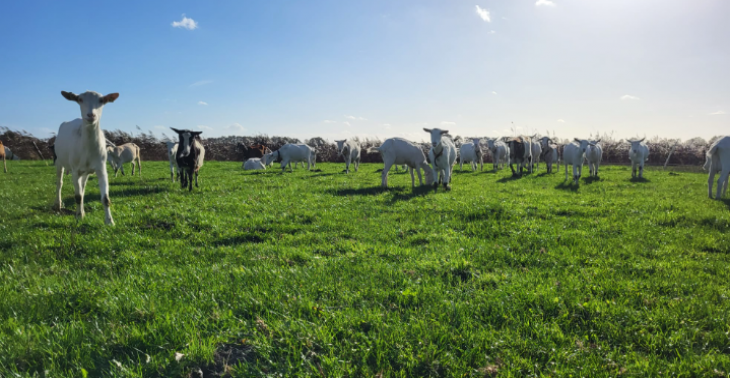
top-left (538, 137), bottom-right (559, 174)
top-left (425, 128), bottom-right (457, 191)
top-left (335, 139), bottom-right (361, 173)
top-left (0, 141), bottom-right (6, 173)
top-left (486, 138), bottom-right (509, 171)
top-left (585, 139), bottom-right (602, 177)
top-left (367, 138), bottom-right (434, 188)
top-left (627, 138), bottom-right (649, 179)
top-left (171, 128), bottom-right (205, 191)
top-left (106, 142), bottom-right (142, 177)
top-left (704, 136), bottom-right (730, 199)
top-left (166, 141), bottom-right (179, 182)
top-left (459, 138), bottom-right (483, 171)
top-left (563, 138), bottom-right (594, 184)
top-left (271, 144), bottom-right (317, 172)
top-left (54, 90), bottom-right (119, 225)
top-left (504, 136), bottom-right (532, 176)
top-left (530, 134), bottom-right (542, 173)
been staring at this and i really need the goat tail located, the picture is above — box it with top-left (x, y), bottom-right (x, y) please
top-left (704, 143), bottom-right (719, 171)
top-left (367, 146), bottom-right (382, 154)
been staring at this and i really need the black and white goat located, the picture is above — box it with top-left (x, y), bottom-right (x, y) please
top-left (171, 128), bottom-right (206, 191)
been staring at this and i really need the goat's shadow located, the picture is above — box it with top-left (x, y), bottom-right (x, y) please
top-left (721, 198), bottom-right (730, 211)
top-left (374, 168), bottom-right (409, 174)
top-left (555, 181), bottom-right (579, 192)
top-left (496, 175), bottom-right (523, 183)
top-left (480, 170), bottom-right (499, 175)
top-left (331, 186), bottom-right (391, 197)
top-left (582, 176), bottom-right (601, 184)
top-left (309, 173), bottom-right (338, 178)
top-left (389, 185), bottom-right (432, 202)
top-left (536, 172), bottom-right (558, 178)
top-left (629, 177), bottom-right (651, 183)
top-left (108, 180), bottom-right (145, 186)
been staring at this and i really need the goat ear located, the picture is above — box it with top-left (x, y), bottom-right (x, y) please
top-left (101, 93), bottom-right (119, 104)
top-left (423, 128), bottom-right (432, 133)
top-left (61, 91), bottom-right (79, 102)
top-left (170, 127), bottom-right (182, 134)
top-left (573, 138), bottom-right (581, 143)
top-left (595, 139), bottom-right (601, 143)
top-left (192, 131), bottom-right (203, 136)
top-left (440, 130), bottom-right (449, 134)
top-left (638, 137), bottom-right (645, 142)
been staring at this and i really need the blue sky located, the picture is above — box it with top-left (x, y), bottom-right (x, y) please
top-left (0, 0), bottom-right (728, 142)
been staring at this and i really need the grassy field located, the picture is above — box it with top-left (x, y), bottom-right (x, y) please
top-left (1, 160), bottom-right (729, 378)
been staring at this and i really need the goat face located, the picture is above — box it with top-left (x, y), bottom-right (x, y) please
top-left (572, 138), bottom-right (593, 154)
top-left (423, 128), bottom-right (449, 148)
top-left (335, 140), bottom-right (347, 156)
top-left (628, 138), bottom-right (645, 156)
top-left (61, 91), bottom-right (119, 124)
top-left (170, 128), bottom-right (202, 158)
top-left (539, 137), bottom-right (553, 151)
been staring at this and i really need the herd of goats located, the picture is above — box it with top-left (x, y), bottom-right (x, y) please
top-left (0, 90), bottom-right (728, 226)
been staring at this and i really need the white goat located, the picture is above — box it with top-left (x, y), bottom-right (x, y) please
top-left (4, 146), bottom-right (20, 160)
top-left (627, 138), bottom-right (650, 179)
top-left (585, 139), bottom-right (603, 177)
top-left (106, 143), bottom-right (141, 177)
top-left (271, 144), bottom-right (317, 172)
top-left (54, 91), bottom-right (119, 225)
top-left (243, 158), bottom-right (267, 170)
top-left (367, 138), bottom-right (434, 188)
top-left (538, 137), bottom-right (559, 173)
top-left (563, 138), bottom-right (594, 184)
top-left (486, 138), bottom-right (509, 171)
top-left (335, 139), bottom-right (361, 173)
top-left (424, 128), bottom-right (457, 191)
top-left (166, 141), bottom-right (179, 182)
top-left (530, 135), bottom-right (542, 172)
top-left (704, 136), bottom-right (730, 199)
top-left (459, 138), bottom-right (483, 171)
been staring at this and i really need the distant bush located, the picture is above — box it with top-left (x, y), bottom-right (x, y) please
top-left (0, 126), bottom-right (722, 166)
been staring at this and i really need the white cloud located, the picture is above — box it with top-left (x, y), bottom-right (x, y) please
top-left (536, 0), bottom-right (556, 7)
top-left (709, 110), bottom-right (726, 115)
top-left (190, 80), bottom-right (212, 88)
top-left (227, 123), bottom-right (245, 134)
top-left (197, 101), bottom-right (208, 106)
top-left (492, 91), bottom-right (497, 95)
top-left (343, 121), bottom-right (351, 127)
top-left (345, 115), bottom-right (367, 120)
top-left (475, 5), bottom-right (491, 22)
top-left (382, 123), bottom-right (392, 129)
top-left (557, 119), bottom-right (565, 123)
top-left (620, 95), bottom-right (640, 101)
top-left (323, 119), bottom-right (337, 124)
top-left (197, 125), bottom-right (214, 130)
top-left (172, 14), bottom-right (198, 30)
top-left (489, 30), bottom-right (496, 34)
top-left (154, 125), bottom-right (167, 130)
top-left (441, 121), bottom-right (456, 126)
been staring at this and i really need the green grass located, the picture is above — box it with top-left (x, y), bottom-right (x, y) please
top-left (1, 161), bottom-right (729, 377)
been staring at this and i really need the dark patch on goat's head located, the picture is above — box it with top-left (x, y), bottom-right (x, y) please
top-left (171, 128), bottom-right (202, 159)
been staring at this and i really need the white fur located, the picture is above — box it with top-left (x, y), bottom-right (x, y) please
top-left (4, 146), bottom-right (20, 160)
top-left (54, 90), bottom-right (119, 225)
top-left (273, 144), bottom-right (317, 172)
top-left (585, 140), bottom-right (602, 177)
top-left (486, 138), bottom-right (509, 171)
top-left (335, 139), bottom-right (361, 173)
top-left (627, 138), bottom-right (649, 179)
top-left (563, 138), bottom-right (593, 184)
top-left (530, 135), bottom-right (542, 172)
top-left (243, 158), bottom-right (267, 170)
top-left (504, 136), bottom-right (533, 175)
top-left (704, 136), bottom-right (730, 199)
top-left (425, 128), bottom-right (457, 191)
top-left (459, 138), bottom-right (483, 171)
top-left (367, 138), bottom-right (434, 188)
top-left (106, 143), bottom-right (141, 177)
top-left (538, 137), bottom-right (558, 173)
top-left (166, 141), bottom-right (179, 182)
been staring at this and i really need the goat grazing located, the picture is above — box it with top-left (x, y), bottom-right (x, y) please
top-left (106, 142), bottom-right (142, 177)
top-left (166, 141), bottom-right (179, 182)
top-left (54, 90), bottom-right (119, 225)
top-left (424, 128), bottom-right (457, 191)
top-left (271, 144), bottom-right (317, 172)
top-left (585, 139), bottom-right (602, 177)
top-left (368, 138), bottom-right (434, 188)
top-left (459, 138), bottom-right (483, 171)
top-left (171, 128), bottom-right (205, 191)
top-left (335, 139), bottom-right (361, 173)
top-left (627, 138), bottom-right (650, 179)
top-left (486, 138), bottom-right (509, 171)
top-left (704, 136), bottom-right (730, 199)
top-left (504, 136), bottom-right (532, 176)
top-left (538, 137), bottom-right (558, 173)
top-left (563, 138), bottom-right (594, 184)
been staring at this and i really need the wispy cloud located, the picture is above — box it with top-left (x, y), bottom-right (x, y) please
top-left (197, 101), bottom-right (208, 106)
top-left (382, 123), bottom-right (392, 129)
top-left (190, 80), bottom-right (212, 88)
top-left (620, 95), bottom-right (640, 101)
top-left (323, 120), bottom-right (337, 124)
top-left (489, 30), bottom-right (496, 34)
top-left (154, 125), bottom-right (167, 130)
top-left (536, 0), bottom-right (556, 7)
top-left (492, 91), bottom-right (497, 95)
top-left (441, 121), bottom-right (456, 126)
top-left (172, 14), bottom-right (198, 30)
top-left (475, 5), bottom-right (491, 22)
top-left (345, 115), bottom-right (367, 121)
top-left (228, 123), bottom-right (245, 133)
top-left (709, 110), bottom-right (726, 115)
top-left (343, 121), bottom-right (351, 127)
top-left (196, 125), bottom-right (214, 130)
top-left (557, 119), bottom-right (565, 123)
